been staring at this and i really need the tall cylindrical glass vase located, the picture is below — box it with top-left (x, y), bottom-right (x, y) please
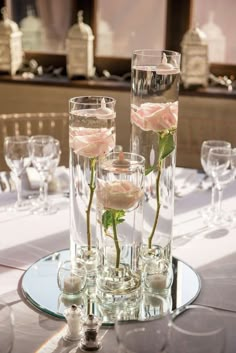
top-left (69, 96), bottom-right (116, 281)
top-left (130, 50), bottom-right (181, 294)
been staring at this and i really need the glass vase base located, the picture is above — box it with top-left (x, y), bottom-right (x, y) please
top-left (96, 265), bottom-right (141, 307)
top-left (74, 247), bottom-right (97, 283)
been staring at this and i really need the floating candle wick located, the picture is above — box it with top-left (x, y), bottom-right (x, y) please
top-left (162, 53), bottom-right (168, 65)
top-left (96, 98), bottom-right (111, 117)
top-left (112, 151), bottom-right (130, 167)
top-left (157, 53), bottom-right (175, 71)
top-left (101, 97), bottom-right (106, 110)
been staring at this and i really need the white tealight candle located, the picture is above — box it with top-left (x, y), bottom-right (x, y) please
top-left (149, 273), bottom-right (168, 290)
top-left (63, 274), bottom-right (81, 294)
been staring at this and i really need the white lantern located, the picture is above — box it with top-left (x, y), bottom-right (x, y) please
top-left (66, 11), bottom-right (95, 79)
top-left (181, 25), bottom-right (209, 88)
top-left (0, 7), bottom-right (23, 76)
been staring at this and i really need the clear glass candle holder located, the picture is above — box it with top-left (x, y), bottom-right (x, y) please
top-left (57, 260), bottom-right (87, 296)
top-left (96, 151), bottom-right (145, 307)
top-left (69, 96), bottom-right (116, 282)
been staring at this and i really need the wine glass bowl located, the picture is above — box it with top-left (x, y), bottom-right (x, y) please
top-left (0, 300), bottom-right (15, 353)
top-left (30, 135), bottom-right (60, 215)
top-left (200, 140), bottom-right (232, 226)
top-left (201, 140), bottom-right (231, 175)
top-left (4, 135), bottom-right (31, 211)
top-left (207, 147), bottom-right (231, 180)
top-left (115, 312), bottom-right (169, 353)
top-left (168, 305), bottom-right (225, 353)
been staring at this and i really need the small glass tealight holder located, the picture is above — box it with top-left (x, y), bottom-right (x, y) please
top-left (57, 260), bottom-right (87, 296)
top-left (144, 259), bottom-right (173, 294)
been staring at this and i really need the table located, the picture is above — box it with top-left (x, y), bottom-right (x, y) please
top-left (0, 168), bottom-right (236, 352)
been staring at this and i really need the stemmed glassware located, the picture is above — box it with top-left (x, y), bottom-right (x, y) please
top-left (37, 138), bottom-right (61, 203)
top-left (207, 146), bottom-right (233, 226)
top-left (4, 136), bottom-right (31, 211)
top-left (200, 140), bottom-right (231, 224)
top-left (30, 135), bottom-right (60, 215)
top-left (115, 311), bottom-right (169, 353)
top-left (0, 300), bottom-right (15, 353)
top-left (167, 305), bottom-right (225, 353)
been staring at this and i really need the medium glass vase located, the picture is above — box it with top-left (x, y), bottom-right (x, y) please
top-left (69, 96), bottom-right (116, 281)
top-left (96, 151), bottom-right (145, 306)
top-left (130, 50), bottom-right (181, 294)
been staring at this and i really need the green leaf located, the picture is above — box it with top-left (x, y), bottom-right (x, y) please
top-left (102, 209), bottom-right (125, 232)
top-left (145, 166), bottom-right (155, 176)
top-left (159, 133), bottom-right (175, 161)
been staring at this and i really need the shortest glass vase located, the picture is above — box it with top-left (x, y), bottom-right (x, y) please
top-left (96, 152), bottom-right (145, 306)
top-left (57, 260), bottom-right (87, 297)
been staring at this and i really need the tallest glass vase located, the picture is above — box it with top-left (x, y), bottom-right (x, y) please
top-left (130, 50), bottom-right (181, 294)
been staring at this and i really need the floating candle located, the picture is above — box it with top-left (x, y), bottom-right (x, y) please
top-left (156, 53), bottom-right (179, 74)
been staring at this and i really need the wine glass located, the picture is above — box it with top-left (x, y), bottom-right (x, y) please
top-left (167, 305), bottom-right (225, 353)
top-left (207, 146), bottom-right (232, 226)
top-left (0, 300), bottom-right (14, 353)
top-left (30, 135), bottom-right (60, 215)
top-left (37, 138), bottom-right (61, 202)
top-left (4, 136), bottom-right (31, 211)
top-left (115, 311), bottom-right (169, 353)
top-left (200, 140), bottom-right (231, 223)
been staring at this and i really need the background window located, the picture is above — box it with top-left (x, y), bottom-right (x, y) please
top-left (193, 0), bottom-right (236, 64)
top-left (95, 0), bottom-right (167, 58)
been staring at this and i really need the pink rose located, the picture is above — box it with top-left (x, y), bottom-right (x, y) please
top-left (97, 180), bottom-right (143, 210)
top-left (131, 102), bottom-right (178, 132)
top-left (69, 127), bottom-right (115, 158)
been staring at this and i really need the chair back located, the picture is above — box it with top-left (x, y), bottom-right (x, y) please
top-left (0, 112), bottom-right (69, 170)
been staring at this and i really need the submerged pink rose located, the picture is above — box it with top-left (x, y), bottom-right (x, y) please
top-left (69, 127), bottom-right (115, 158)
top-left (131, 102), bottom-right (178, 132)
top-left (97, 180), bottom-right (143, 210)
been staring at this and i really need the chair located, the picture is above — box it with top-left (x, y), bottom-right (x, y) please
top-left (0, 112), bottom-right (69, 171)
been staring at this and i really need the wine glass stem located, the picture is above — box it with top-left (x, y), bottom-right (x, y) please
top-left (41, 174), bottom-right (49, 208)
top-left (215, 185), bottom-right (223, 218)
top-left (16, 175), bottom-right (23, 207)
top-left (211, 183), bottom-right (216, 210)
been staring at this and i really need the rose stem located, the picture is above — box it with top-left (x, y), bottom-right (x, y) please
top-left (112, 211), bottom-right (120, 269)
top-left (86, 158), bottom-right (96, 252)
top-left (148, 160), bottom-right (162, 249)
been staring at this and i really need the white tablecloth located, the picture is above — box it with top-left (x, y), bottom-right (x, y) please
top-left (0, 168), bottom-right (236, 352)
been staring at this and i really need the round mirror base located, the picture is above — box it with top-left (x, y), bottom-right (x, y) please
top-left (20, 249), bottom-right (201, 325)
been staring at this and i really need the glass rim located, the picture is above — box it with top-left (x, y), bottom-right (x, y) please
top-left (202, 140), bottom-right (231, 147)
top-left (30, 135), bottom-right (55, 142)
top-left (103, 151), bottom-right (145, 164)
top-left (132, 49), bottom-right (181, 58)
top-left (69, 96), bottom-right (116, 105)
top-left (4, 135), bottom-right (30, 142)
top-left (170, 305), bottom-right (224, 336)
top-left (208, 146), bottom-right (232, 154)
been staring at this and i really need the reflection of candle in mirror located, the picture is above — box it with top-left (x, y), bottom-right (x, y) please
top-left (63, 274), bottom-right (82, 294)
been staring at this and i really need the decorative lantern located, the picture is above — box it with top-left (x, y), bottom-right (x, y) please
top-left (181, 25), bottom-right (209, 88)
top-left (19, 5), bottom-right (44, 51)
top-left (66, 11), bottom-right (95, 79)
top-left (0, 7), bottom-right (23, 76)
